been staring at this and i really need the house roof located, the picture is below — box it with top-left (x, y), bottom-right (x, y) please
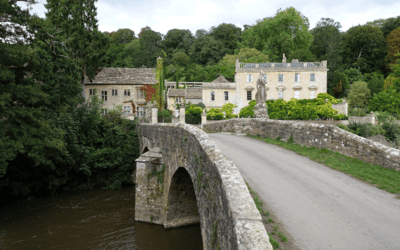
top-left (168, 88), bottom-right (186, 97)
top-left (85, 68), bottom-right (156, 85)
top-left (185, 87), bottom-right (203, 99)
top-left (212, 75), bottom-right (230, 83)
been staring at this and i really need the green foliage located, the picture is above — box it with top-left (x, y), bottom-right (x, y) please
top-left (386, 28), bottom-right (400, 65)
top-left (349, 108), bottom-right (368, 117)
top-left (161, 29), bottom-right (194, 60)
top-left (207, 103), bottom-right (238, 120)
top-left (341, 25), bottom-right (387, 74)
top-left (288, 134), bottom-right (294, 143)
top-left (209, 23), bottom-right (242, 54)
top-left (239, 7), bottom-right (313, 61)
top-left (329, 71), bottom-right (349, 98)
top-left (109, 28), bottom-right (136, 45)
top-left (343, 68), bottom-right (365, 84)
top-left (381, 116), bottom-right (400, 141)
top-left (158, 110), bottom-right (172, 123)
top-left (347, 81), bottom-right (371, 108)
top-left (347, 122), bottom-right (385, 138)
top-left (239, 100), bottom-right (257, 118)
top-left (310, 18), bottom-right (342, 61)
top-left (190, 36), bottom-right (229, 65)
top-left (366, 72), bottom-right (385, 95)
top-left (368, 89), bottom-right (400, 114)
top-left (185, 105), bottom-right (202, 124)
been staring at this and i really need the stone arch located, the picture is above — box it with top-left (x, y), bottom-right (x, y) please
top-left (165, 167), bottom-right (200, 228)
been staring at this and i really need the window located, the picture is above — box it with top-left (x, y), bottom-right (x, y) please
top-left (101, 91), bottom-right (107, 101)
top-left (211, 91), bottom-right (215, 101)
top-left (137, 89), bottom-right (144, 99)
top-left (124, 89), bottom-right (130, 96)
top-left (247, 91), bottom-right (252, 100)
top-left (278, 90), bottom-right (283, 99)
top-left (310, 90), bottom-right (316, 99)
top-left (89, 89), bottom-right (96, 95)
top-left (310, 73), bottom-right (315, 82)
top-left (247, 74), bottom-right (252, 82)
top-left (295, 73), bottom-right (300, 82)
top-left (224, 91), bottom-right (229, 101)
top-left (137, 106), bottom-right (146, 117)
top-left (175, 97), bottom-right (182, 103)
top-left (263, 74), bottom-right (267, 82)
top-left (124, 106), bottom-right (130, 116)
top-left (279, 74), bottom-right (283, 82)
top-left (295, 91), bottom-right (300, 99)
top-left (112, 89), bottom-right (118, 96)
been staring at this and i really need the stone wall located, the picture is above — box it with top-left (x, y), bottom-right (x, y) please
top-left (332, 101), bottom-right (348, 116)
top-left (202, 119), bottom-right (400, 171)
top-left (349, 114), bottom-right (376, 125)
top-left (135, 123), bottom-right (272, 250)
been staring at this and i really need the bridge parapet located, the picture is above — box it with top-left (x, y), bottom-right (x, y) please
top-left (202, 118), bottom-right (400, 171)
top-left (135, 123), bottom-right (273, 250)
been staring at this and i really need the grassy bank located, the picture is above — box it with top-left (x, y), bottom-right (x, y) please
top-left (248, 134), bottom-right (400, 197)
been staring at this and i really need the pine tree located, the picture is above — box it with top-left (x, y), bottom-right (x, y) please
top-left (45, 0), bottom-right (109, 100)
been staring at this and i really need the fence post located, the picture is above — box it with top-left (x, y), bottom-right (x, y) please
top-left (201, 110), bottom-right (207, 128)
top-left (151, 105), bottom-right (158, 124)
top-left (180, 107), bottom-right (185, 124)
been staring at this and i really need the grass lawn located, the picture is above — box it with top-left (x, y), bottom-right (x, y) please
top-left (248, 134), bottom-right (400, 198)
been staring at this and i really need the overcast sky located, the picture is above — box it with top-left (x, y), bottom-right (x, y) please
top-left (24, 0), bottom-right (400, 36)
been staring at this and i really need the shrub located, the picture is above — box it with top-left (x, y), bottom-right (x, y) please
top-left (381, 116), bottom-right (400, 141)
top-left (207, 108), bottom-right (224, 120)
top-left (333, 114), bottom-right (348, 120)
top-left (347, 81), bottom-right (370, 108)
top-left (239, 100), bottom-right (256, 118)
top-left (349, 108), bottom-right (368, 117)
top-left (347, 122), bottom-right (385, 138)
top-left (336, 124), bottom-right (349, 131)
top-left (185, 105), bottom-right (202, 124)
top-left (368, 89), bottom-right (400, 114)
top-left (158, 109), bottom-right (172, 123)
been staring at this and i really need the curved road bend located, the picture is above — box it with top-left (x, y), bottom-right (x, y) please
top-left (208, 133), bottom-right (400, 250)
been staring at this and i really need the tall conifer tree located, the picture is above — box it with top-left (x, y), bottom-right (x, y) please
top-left (45, 0), bottom-right (109, 100)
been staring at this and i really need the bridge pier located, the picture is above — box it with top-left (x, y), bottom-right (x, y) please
top-left (135, 148), bottom-right (200, 228)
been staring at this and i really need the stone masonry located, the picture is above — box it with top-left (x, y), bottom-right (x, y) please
top-left (202, 119), bottom-right (400, 171)
top-left (135, 123), bottom-right (273, 250)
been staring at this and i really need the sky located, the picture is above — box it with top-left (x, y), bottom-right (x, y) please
top-left (23, 0), bottom-right (400, 36)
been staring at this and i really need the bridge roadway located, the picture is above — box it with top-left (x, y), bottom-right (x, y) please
top-left (208, 133), bottom-right (400, 250)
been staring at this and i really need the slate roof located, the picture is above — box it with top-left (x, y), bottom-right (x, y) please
top-left (168, 89), bottom-right (186, 97)
top-left (85, 68), bottom-right (156, 85)
top-left (185, 87), bottom-right (203, 99)
top-left (212, 75), bottom-right (230, 83)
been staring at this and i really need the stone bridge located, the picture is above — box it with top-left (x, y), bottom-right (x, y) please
top-left (134, 123), bottom-right (273, 250)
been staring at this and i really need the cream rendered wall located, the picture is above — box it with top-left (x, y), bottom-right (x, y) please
top-left (202, 89), bottom-right (237, 110)
top-left (167, 97), bottom-right (185, 111)
top-left (235, 70), bottom-right (327, 112)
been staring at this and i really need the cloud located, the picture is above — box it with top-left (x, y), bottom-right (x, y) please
top-left (19, 0), bottom-right (400, 36)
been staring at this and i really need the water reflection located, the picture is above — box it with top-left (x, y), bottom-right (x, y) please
top-left (0, 186), bottom-right (203, 249)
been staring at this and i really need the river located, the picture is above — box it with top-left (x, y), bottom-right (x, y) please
top-left (0, 186), bottom-right (203, 249)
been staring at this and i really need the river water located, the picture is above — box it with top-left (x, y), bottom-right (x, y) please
top-left (0, 186), bottom-right (203, 249)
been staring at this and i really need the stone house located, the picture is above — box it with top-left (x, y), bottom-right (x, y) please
top-left (84, 68), bottom-right (156, 119)
top-left (234, 55), bottom-right (328, 112)
top-left (202, 76), bottom-right (236, 109)
top-left (166, 88), bottom-right (186, 111)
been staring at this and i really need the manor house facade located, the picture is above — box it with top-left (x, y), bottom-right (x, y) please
top-left (167, 55), bottom-right (328, 114)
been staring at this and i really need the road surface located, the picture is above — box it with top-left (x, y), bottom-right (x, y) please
top-left (208, 133), bottom-right (400, 250)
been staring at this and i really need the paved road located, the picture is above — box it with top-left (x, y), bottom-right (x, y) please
top-left (208, 133), bottom-right (400, 250)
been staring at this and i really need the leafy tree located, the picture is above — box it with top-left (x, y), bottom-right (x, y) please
top-left (190, 36), bottom-right (229, 65)
top-left (109, 28), bottom-right (136, 45)
top-left (329, 71), bottom-right (349, 98)
top-left (343, 68), bottom-right (365, 84)
top-left (162, 29), bottom-right (194, 60)
top-left (368, 89), bottom-right (400, 114)
top-left (239, 7), bottom-right (313, 61)
top-left (135, 30), bottom-right (163, 67)
top-left (365, 72), bottom-right (384, 95)
top-left (45, 0), bottom-right (109, 100)
top-left (347, 81), bottom-right (371, 108)
top-left (209, 23), bottom-right (242, 54)
top-left (310, 18), bottom-right (342, 60)
top-left (384, 75), bottom-right (398, 90)
top-left (138, 26), bottom-right (152, 38)
top-left (195, 29), bottom-right (208, 38)
top-left (388, 56), bottom-right (400, 91)
top-left (341, 25), bottom-right (387, 74)
top-left (380, 16), bottom-right (400, 38)
top-left (386, 27), bottom-right (400, 66)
